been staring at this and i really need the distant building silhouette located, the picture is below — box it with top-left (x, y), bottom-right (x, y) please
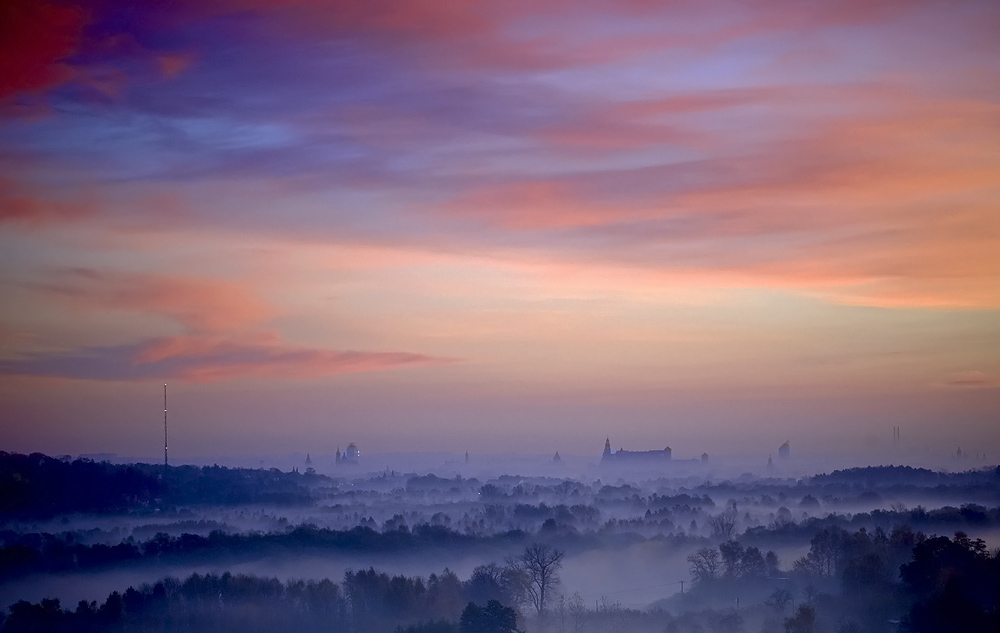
top-left (778, 441), bottom-right (790, 459)
top-left (335, 444), bottom-right (360, 465)
top-left (344, 443), bottom-right (360, 465)
top-left (701, 452), bottom-right (709, 463)
top-left (305, 453), bottom-right (312, 465)
top-left (552, 451), bottom-right (562, 464)
top-left (602, 437), bottom-right (672, 463)
top-left (767, 455), bottom-right (774, 471)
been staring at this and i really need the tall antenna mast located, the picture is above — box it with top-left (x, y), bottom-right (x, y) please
top-left (163, 384), bottom-right (168, 467)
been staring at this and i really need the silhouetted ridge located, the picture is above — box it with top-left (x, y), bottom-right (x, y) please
top-left (0, 452), bottom-right (323, 519)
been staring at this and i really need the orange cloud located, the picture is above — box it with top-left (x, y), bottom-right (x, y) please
top-left (157, 52), bottom-right (198, 79)
top-left (6, 267), bottom-right (456, 383)
top-left (34, 269), bottom-right (274, 333)
top-left (427, 86), bottom-right (1000, 308)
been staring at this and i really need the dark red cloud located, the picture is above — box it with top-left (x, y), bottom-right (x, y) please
top-left (0, 0), bottom-right (87, 98)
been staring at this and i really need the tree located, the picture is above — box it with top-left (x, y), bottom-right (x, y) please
top-left (900, 533), bottom-right (1000, 633)
top-left (709, 508), bottom-right (738, 540)
top-left (793, 528), bottom-right (842, 578)
top-left (567, 592), bottom-right (586, 633)
top-left (465, 563), bottom-right (512, 607)
top-left (765, 588), bottom-right (793, 615)
top-left (506, 543), bottom-right (564, 616)
top-left (460, 600), bottom-right (518, 633)
top-left (719, 541), bottom-right (745, 579)
top-left (740, 546), bottom-right (767, 578)
top-left (784, 605), bottom-right (816, 633)
top-left (687, 547), bottom-right (722, 584)
top-left (764, 551), bottom-right (782, 577)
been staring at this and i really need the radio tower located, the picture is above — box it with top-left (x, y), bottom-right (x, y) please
top-left (163, 384), bottom-right (168, 467)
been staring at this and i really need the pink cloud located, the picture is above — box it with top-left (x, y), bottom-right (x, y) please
top-left (940, 371), bottom-right (999, 389)
top-left (0, 179), bottom-right (98, 226)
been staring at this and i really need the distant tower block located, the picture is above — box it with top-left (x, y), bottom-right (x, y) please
top-left (305, 453), bottom-right (312, 465)
top-left (335, 448), bottom-right (341, 465)
top-left (465, 451), bottom-right (469, 464)
top-left (552, 451), bottom-right (562, 464)
top-left (778, 441), bottom-right (790, 460)
top-left (701, 452), bottom-right (709, 463)
top-left (767, 455), bottom-right (774, 471)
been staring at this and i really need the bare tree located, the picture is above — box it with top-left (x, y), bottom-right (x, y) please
top-left (567, 592), bottom-right (586, 633)
top-left (765, 587), bottom-right (793, 615)
top-left (687, 547), bottom-right (722, 584)
top-left (506, 543), bottom-right (564, 615)
top-left (709, 508), bottom-right (738, 540)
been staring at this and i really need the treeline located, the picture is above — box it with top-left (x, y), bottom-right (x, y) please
top-left (0, 552), bottom-right (549, 633)
top-left (5, 531), bottom-right (997, 633)
top-left (741, 502), bottom-right (1000, 543)
top-left (685, 528), bottom-right (1000, 632)
top-left (0, 524), bottom-right (531, 582)
top-left (0, 453), bottom-right (160, 517)
top-left (0, 452), bottom-right (321, 518)
top-left (2, 574), bottom-right (341, 633)
top-left (809, 465), bottom-right (1000, 487)
top-left (5, 502), bottom-right (1000, 583)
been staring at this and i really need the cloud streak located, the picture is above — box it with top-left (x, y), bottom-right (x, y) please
top-left (0, 336), bottom-right (455, 382)
top-left (30, 268), bottom-right (273, 332)
top-left (3, 268), bottom-right (456, 382)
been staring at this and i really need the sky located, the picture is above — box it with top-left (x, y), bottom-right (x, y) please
top-left (1, 0), bottom-right (998, 462)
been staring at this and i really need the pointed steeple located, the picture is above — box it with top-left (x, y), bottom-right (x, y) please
top-left (603, 437), bottom-right (612, 458)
